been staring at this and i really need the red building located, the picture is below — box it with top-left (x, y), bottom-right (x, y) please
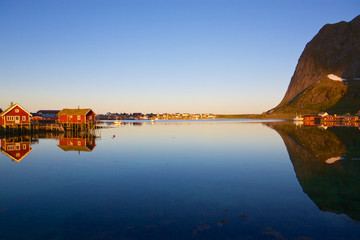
top-left (303, 115), bottom-right (322, 123)
top-left (0, 137), bottom-right (33, 162)
top-left (0, 103), bottom-right (32, 128)
top-left (322, 115), bottom-right (336, 121)
top-left (57, 108), bottom-right (96, 124)
top-left (340, 116), bottom-right (359, 121)
top-left (37, 110), bottom-right (60, 120)
top-left (32, 116), bottom-right (43, 120)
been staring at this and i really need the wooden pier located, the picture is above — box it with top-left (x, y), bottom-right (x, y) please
top-left (0, 123), bottom-right (64, 135)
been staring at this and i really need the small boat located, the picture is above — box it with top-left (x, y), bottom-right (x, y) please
top-left (114, 119), bottom-right (122, 125)
top-left (293, 115), bottom-right (303, 121)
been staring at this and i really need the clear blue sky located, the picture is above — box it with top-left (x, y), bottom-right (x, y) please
top-left (1, 0), bottom-right (359, 114)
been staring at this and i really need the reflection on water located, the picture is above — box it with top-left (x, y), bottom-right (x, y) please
top-left (267, 122), bottom-right (360, 222)
top-left (0, 136), bottom-right (33, 162)
top-left (0, 120), bottom-right (360, 239)
top-left (0, 132), bottom-right (98, 161)
top-left (58, 132), bottom-right (97, 153)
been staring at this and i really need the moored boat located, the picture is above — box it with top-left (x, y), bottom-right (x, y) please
top-left (114, 119), bottom-right (122, 125)
top-left (293, 115), bottom-right (303, 121)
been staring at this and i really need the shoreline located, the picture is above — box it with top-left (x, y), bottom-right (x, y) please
top-left (216, 114), bottom-right (292, 120)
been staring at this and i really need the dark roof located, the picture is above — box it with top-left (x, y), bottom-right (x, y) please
top-left (57, 108), bottom-right (94, 116)
top-left (37, 110), bottom-right (60, 114)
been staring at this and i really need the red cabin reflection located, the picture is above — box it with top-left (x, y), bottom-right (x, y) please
top-left (0, 136), bottom-right (33, 162)
top-left (57, 134), bottom-right (96, 153)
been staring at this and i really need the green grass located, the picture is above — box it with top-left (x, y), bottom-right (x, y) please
top-left (271, 78), bottom-right (360, 115)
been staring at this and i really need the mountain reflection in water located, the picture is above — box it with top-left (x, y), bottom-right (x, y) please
top-left (266, 122), bottom-right (360, 222)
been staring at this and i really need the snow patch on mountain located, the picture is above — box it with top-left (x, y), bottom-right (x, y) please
top-left (327, 74), bottom-right (346, 81)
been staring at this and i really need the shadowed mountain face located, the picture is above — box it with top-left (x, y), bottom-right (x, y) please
top-left (270, 15), bottom-right (360, 115)
top-left (266, 122), bottom-right (360, 221)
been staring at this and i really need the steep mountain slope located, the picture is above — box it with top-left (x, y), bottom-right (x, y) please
top-left (269, 15), bottom-right (360, 115)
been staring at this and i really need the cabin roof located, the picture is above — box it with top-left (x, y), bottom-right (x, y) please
top-left (57, 108), bottom-right (94, 116)
top-left (37, 110), bottom-right (60, 114)
top-left (0, 104), bottom-right (32, 117)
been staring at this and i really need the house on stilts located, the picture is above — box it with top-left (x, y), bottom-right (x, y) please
top-left (57, 108), bottom-right (97, 132)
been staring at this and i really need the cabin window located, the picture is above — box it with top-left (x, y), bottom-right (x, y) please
top-left (15, 145), bottom-right (20, 150)
top-left (23, 144), bottom-right (26, 150)
top-left (89, 116), bottom-right (92, 120)
top-left (15, 109), bottom-right (19, 113)
top-left (22, 116), bottom-right (26, 121)
top-left (78, 116), bottom-right (81, 120)
top-left (16, 153), bottom-right (20, 157)
top-left (78, 141), bottom-right (81, 146)
top-left (7, 145), bottom-right (14, 151)
top-left (7, 116), bottom-right (14, 121)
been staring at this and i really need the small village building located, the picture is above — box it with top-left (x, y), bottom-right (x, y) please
top-left (31, 113), bottom-right (43, 121)
top-left (57, 108), bottom-right (97, 131)
top-left (132, 113), bottom-right (143, 119)
top-left (338, 116), bottom-right (359, 122)
top-left (37, 110), bottom-right (60, 119)
top-left (322, 115), bottom-right (336, 121)
top-left (57, 108), bottom-right (96, 124)
top-left (0, 136), bottom-right (33, 162)
top-left (0, 103), bottom-right (32, 128)
top-left (303, 115), bottom-right (322, 122)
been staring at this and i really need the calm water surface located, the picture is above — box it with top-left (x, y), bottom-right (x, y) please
top-left (0, 120), bottom-right (359, 239)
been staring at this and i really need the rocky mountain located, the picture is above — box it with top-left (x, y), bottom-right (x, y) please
top-left (269, 15), bottom-right (360, 115)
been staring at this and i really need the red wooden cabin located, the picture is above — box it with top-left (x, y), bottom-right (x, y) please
top-left (322, 115), bottom-right (336, 121)
top-left (0, 137), bottom-right (33, 162)
top-left (57, 108), bottom-right (96, 124)
top-left (303, 115), bottom-right (321, 122)
top-left (0, 103), bottom-right (32, 127)
top-left (341, 116), bottom-right (359, 121)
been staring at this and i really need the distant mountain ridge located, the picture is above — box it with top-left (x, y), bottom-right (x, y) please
top-left (269, 15), bottom-right (360, 115)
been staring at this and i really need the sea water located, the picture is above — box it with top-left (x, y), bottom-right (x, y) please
top-left (0, 120), bottom-right (359, 239)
